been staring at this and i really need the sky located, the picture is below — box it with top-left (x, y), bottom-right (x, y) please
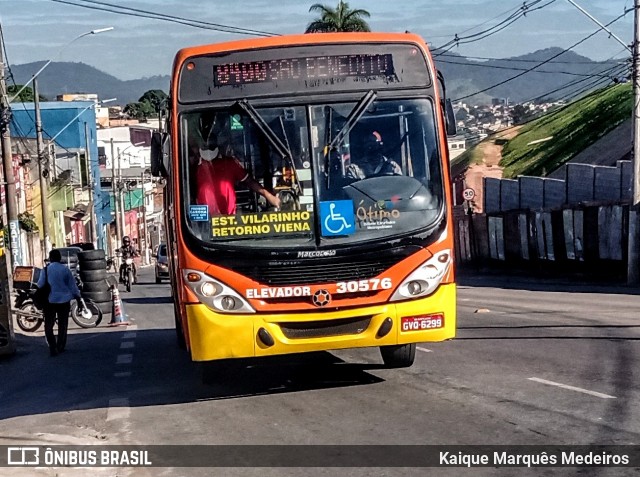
top-left (0, 0), bottom-right (635, 81)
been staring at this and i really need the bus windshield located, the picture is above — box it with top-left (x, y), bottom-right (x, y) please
top-left (180, 97), bottom-right (444, 249)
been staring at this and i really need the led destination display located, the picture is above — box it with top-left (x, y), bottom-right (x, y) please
top-left (213, 53), bottom-right (395, 86)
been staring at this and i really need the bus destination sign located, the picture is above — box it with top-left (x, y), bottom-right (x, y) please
top-left (213, 53), bottom-right (395, 87)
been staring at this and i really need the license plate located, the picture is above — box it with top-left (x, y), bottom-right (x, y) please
top-left (401, 314), bottom-right (444, 332)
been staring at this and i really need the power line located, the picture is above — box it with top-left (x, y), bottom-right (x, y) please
top-left (453, 10), bottom-right (630, 102)
top-left (433, 0), bottom-right (557, 53)
top-left (436, 52), bottom-right (626, 65)
top-left (47, 0), bottom-right (278, 37)
top-left (437, 57), bottom-right (622, 77)
top-left (517, 46), bottom-right (631, 103)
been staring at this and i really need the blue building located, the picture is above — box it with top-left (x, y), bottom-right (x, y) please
top-left (10, 101), bottom-right (108, 249)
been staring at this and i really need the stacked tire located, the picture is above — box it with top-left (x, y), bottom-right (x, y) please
top-left (77, 250), bottom-right (112, 318)
top-left (57, 247), bottom-right (81, 278)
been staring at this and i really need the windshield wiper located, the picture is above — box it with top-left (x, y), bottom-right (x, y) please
top-left (322, 90), bottom-right (377, 189)
top-left (329, 89), bottom-right (377, 151)
top-left (236, 99), bottom-right (292, 161)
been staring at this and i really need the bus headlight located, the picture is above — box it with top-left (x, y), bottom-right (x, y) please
top-left (390, 250), bottom-right (451, 301)
top-left (183, 269), bottom-right (255, 314)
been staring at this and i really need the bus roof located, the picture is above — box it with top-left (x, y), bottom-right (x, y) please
top-left (173, 32), bottom-right (431, 70)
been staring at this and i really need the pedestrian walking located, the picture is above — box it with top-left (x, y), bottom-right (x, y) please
top-left (36, 249), bottom-right (82, 356)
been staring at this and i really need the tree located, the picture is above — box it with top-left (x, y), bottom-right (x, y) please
top-left (138, 89), bottom-right (168, 114)
top-left (305, 1), bottom-right (371, 33)
top-left (123, 102), bottom-right (146, 120)
top-left (123, 89), bottom-right (168, 120)
top-left (7, 85), bottom-right (47, 103)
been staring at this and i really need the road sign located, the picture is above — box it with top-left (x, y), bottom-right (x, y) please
top-left (462, 188), bottom-right (475, 201)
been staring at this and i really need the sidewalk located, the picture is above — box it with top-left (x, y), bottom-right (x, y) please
top-left (457, 268), bottom-right (640, 295)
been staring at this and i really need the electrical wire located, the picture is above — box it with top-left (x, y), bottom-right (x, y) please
top-left (436, 52), bottom-right (626, 65)
top-left (453, 9), bottom-right (630, 102)
top-left (437, 57), bottom-right (619, 78)
top-left (47, 0), bottom-right (278, 37)
top-left (433, 0), bottom-right (557, 53)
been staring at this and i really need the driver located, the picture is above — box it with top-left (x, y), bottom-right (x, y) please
top-left (347, 131), bottom-right (402, 180)
top-left (118, 236), bottom-right (139, 284)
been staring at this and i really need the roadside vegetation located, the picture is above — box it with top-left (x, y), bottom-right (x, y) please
top-left (499, 84), bottom-right (632, 178)
top-left (454, 83), bottom-right (632, 179)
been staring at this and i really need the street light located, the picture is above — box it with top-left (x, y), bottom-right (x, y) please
top-left (49, 98), bottom-right (117, 145)
top-left (9, 27), bottom-right (115, 103)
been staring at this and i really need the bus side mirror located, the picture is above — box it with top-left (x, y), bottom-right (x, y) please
top-left (445, 99), bottom-right (457, 137)
top-left (437, 70), bottom-right (457, 137)
top-left (150, 131), bottom-right (169, 177)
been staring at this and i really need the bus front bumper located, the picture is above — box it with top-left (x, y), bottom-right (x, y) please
top-left (186, 283), bottom-right (456, 362)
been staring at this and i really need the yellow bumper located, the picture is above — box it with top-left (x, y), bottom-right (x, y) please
top-left (186, 283), bottom-right (456, 362)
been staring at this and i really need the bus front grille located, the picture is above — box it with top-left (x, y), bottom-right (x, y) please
top-left (234, 255), bottom-right (403, 285)
top-left (278, 316), bottom-right (372, 339)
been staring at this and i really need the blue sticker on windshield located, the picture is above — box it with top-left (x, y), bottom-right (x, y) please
top-left (189, 205), bottom-right (209, 222)
top-left (320, 201), bottom-right (355, 236)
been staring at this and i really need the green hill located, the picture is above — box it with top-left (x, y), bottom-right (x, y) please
top-left (453, 84), bottom-right (633, 179)
top-left (499, 84), bottom-right (632, 178)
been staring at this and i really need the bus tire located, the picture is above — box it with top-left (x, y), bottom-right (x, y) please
top-left (379, 343), bottom-right (416, 368)
top-left (174, 305), bottom-right (186, 350)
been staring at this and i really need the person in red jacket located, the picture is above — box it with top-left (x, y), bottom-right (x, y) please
top-left (195, 138), bottom-right (280, 215)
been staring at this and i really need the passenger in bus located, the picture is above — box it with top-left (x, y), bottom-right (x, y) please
top-left (346, 131), bottom-right (402, 180)
top-left (194, 137), bottom-right (281, 215)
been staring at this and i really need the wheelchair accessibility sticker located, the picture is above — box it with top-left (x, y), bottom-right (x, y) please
top-left (320, 201), bottom-right (355, 237)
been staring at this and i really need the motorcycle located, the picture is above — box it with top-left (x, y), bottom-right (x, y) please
top-left (13, 266), bottom-right (102, 332)
top-left (120, 257), bottom-right (135, 292)
top-left (15, 292), bottom-right (103, 332)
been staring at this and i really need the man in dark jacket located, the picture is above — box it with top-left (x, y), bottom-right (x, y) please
top-left (37, 249), bottom-right (82, 356)
top-left (118, 235), bottom-right (139, 284)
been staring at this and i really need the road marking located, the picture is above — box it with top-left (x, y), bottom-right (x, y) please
top-left (120, 341), bottom-right (135, 349)
top-left (116, 354), bottom-right (133, 364)
top-left (528, 377), bottom-right (616, 399)
top-left (106, 398), bottom-right (130, 421)
top-left (417, 347), bottom-right (432, 353)
top-left (123, 331), bottom-right (137, 339)
top-left (114, 372), bottom-right (132, 378)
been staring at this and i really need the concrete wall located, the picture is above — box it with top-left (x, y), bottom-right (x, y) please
top-left (484, 160), bottom-right (632, 212)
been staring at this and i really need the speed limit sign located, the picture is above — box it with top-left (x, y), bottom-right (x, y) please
top-left (462, 188), bottom-right (475, 201)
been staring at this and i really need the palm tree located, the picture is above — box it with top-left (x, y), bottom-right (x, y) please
top-left (305, 1), bottom-right (371, 33)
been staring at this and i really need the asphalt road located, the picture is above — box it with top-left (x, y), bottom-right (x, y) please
top-left (1, 268), bottom-right (640, 477)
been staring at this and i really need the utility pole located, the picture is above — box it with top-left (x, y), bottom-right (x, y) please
top-left (141, 171), bottom-right (149, 265)
top-left (0, 22), bottom-right (16, 354)
top-left (34, 78), bottom-right (51, 258)
top-left (117, 147), bottom-right (126, 239)
top-left (628, 0), bottom-right (640, 285)
top-left (111, 138), bottom-right (121, 250)
top-left (84, 122), bottom-right (96, 245)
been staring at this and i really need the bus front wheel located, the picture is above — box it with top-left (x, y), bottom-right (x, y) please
top-left (174, 301), bottom-right (186, 350)
top-left (380, 343), bottom-right (416, 368)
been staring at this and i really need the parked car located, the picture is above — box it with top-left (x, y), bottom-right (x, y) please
top-left (155, 244), bottom-right (169, 284)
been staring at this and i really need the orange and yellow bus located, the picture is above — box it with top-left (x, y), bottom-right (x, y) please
top-left (151, 32), bottom-right (457, 372)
